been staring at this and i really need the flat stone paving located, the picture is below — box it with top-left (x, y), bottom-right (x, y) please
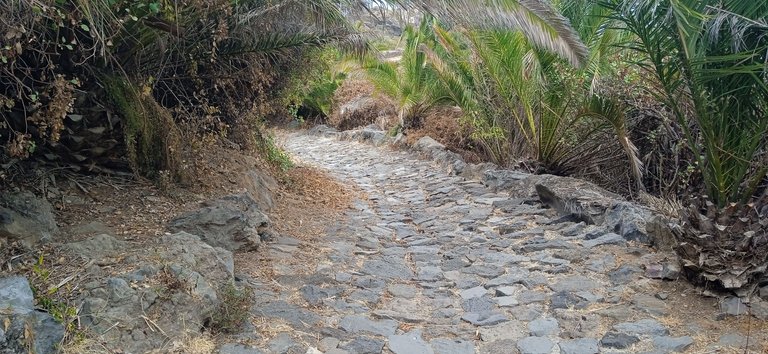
top-left (227, 132), bottom-right (753, 354)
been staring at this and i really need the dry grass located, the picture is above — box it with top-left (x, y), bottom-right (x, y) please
top-left (327, 78), bottom-right (397, 131)
top-left (405, 106), bottom-right (487, 163)
top-left (269, 166), bottom-right (360, 241)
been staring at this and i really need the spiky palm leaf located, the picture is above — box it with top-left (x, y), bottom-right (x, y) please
top-left (602, 0), bottom-right (768, 294)
top-left (603, 0), bottom-right (768, 207)
top-left (364, 19), bottom-right (449, 128)
top-left (379, 0), bottom-right (589, 67)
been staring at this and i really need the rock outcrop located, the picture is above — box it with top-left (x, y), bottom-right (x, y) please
top-left (75, 232), bottom-right (235, 354)
top-left (169, 193), bottom-right (273, 252)
top-left (0, 191), bottom-right (58, 248)
top-left (0, 277), bottom-right (65, 354)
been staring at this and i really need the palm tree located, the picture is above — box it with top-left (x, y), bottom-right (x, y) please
top-left (603, 0), bottom-right (768, 294)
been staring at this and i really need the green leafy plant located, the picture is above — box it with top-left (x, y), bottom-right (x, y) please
top-left (603, 0), bottom-right (768, 207)
top-left (257, 133), bottom-right (294, 171)
top-left (363, 18), bottom-right (450, 129)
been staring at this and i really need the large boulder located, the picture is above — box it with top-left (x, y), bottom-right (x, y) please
top-left (0, 277), bottom-right (65, 354)
top-left (535, 175), bottom-right (622, 225)
top-left (0, 191), bottom-right (58, 248)
top-left (79, 232), bottom-right (235, 354)
top-left (483, 170), bottom-right (535, 194)
top-left (242, 169), bottom-right (278, 211)
top-left (339, 125), bottom-right (389, 146)
top-left (534, 175), bottom-right (678, 248)
top-left (169, 193), bottom-right (272, 252)
top-left (412, 136), bottom-right (467, 176)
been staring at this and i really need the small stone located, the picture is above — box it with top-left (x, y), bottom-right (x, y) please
top-left (750, 298), bottom-right (768, 320)
top-left (461, 312), bottom-right (508, 326)
top-left (218, 343), bottom-right (264, 354)
top-left (600, 332), bottom-right (640, 349)
top-left (361, 259), bottom-right (414, 280)
top-left (608, 265), bottom-right (642, 285)
top-left (717, 333), bottom-right (747, 347)
top-left (0, 276), bottom-right (34, 314)
top-left (516, 336), bottom-right (554, 354)
top-left (496, 285), bottom-right (525, 297)
top-left (550, 276), bottom-right (598, 292)
top-left (655, 293), bottom-right (669, 300)
top-left (339, 315), bottom-right (398, 336)
top-left (551, 291), bottom-right (589, 310)
top-left (632, 294), bottom-right (669, 316)
top-left (355, 277), bottom-right (386, 290)
top-left (463, 296), bottom-right (495, 313)
top-left (720, 296), bottom-right (747, 316)
top-left (388, 284), bottom-right (419, 299)
top-left (326, 349), bottom-right (350, 354)
top-left (612, 319), bottom-right (669, 336)
top-left (268, 333), bottom-right (299, 354)
top-left (430, 338), bottom-right (475, 354)
top-left (644, 262), bottom-right (681, 280)
top-left (418, 266), bottom-right (444, 281)
top-left (388, 330), bottom-right (434, 354)
top-left (460, 286), bottom-right (488, 299)
top-left (480, 339), bottom-right (518, 354)
top-left (518, 291), bottom-right (548, 304)
top-left (558, 338), bottom-right (599, 354)
top-left (528, 317), bottom-right (559, 336)
top-left (653, 336), bottom-right (694, 352)
top-left (495, 296), bottom-right (519, 307)
top-left (582, 233), bottom-right (625, 248)
top-left (319, 338), bottom-right (341, 352)
top-left (335, 272), bottom-right (352, 282)
top-left (340, 337), bottom-right (385, 354)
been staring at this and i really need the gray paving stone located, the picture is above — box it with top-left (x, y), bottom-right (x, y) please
top-left (430, 338), bottom-right (475, 354)
top-left (558, 338), bottom-right (599, 354)
top-left (388, 330), bottom-right (434, 354)
top-left (480, 339), bottom-right (519, 354)
top-left (461, 312), bottom-right (509, 326)
top-left (600, 332), bottom-right (640, 349)
top-left (218, 343), bottom-right (264, 354)
top-left (462, 296), bottom-right (495, 313)
top-left (252, 300), bottom-right (321, 329)
top-left (361, 258), bottom-right (414, 280)
top-left (460, 286), bottom-right (488, 299)
top-left (518, 291), bottom-right (548, 304)
top-left (528, 317), bottom-right (559, 336)
top-left (608, 265), bottom-right (642, 285)
top-left (319, 338), bottom-right (341, 352)
top-left (387, 284), bottom-right (418, 299)
top-left (550, 276), bottom-right (599, 292)
top-left (613, 319), bottom-right (669, 337)
top-left (495, 296), bottom-right (519, 307)
top-left (653, 336), bottom-right (694, 352)
top-left (339, 315), bottom-right (398, 336)
top-left (340, 337), bottom-right (385, 354)
top-left (582, 232), bottom-right (625, 248)
top-left (517, 336), bottom-right (555, 354)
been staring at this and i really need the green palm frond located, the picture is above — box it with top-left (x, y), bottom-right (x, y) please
top-left (392, 0), bottom-right (589, 67)
top-left (603, 0), bottom-right (768, 205)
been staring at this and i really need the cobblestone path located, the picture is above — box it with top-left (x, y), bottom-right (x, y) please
top-left (229, 131), bottom-right (756, 354)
